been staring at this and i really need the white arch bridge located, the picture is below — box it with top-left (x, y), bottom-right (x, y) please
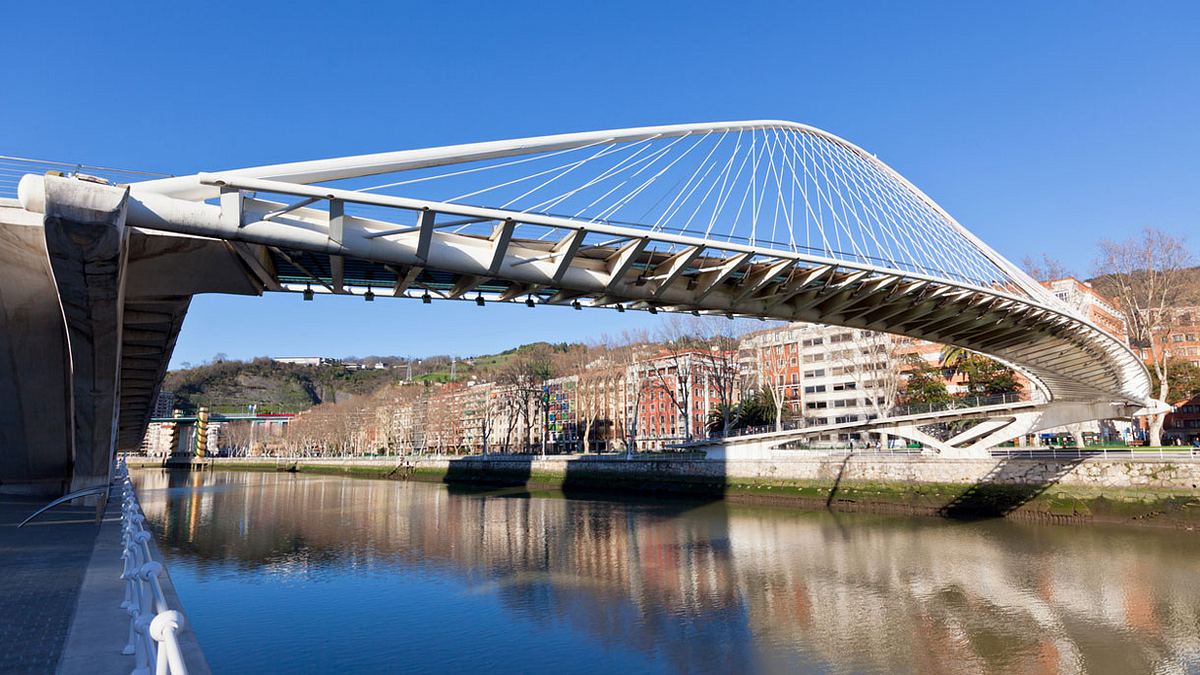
top-left (0, 121), bottom-right (1157, 492)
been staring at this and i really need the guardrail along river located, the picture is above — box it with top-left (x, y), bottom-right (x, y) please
top-left (133, 469), bottom-right (1200, 674)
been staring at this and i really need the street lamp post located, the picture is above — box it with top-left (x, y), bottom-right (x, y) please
top-left (542, 385), bottom-right (549, 458)
top-left (247, 403), bottom-right (257, 456)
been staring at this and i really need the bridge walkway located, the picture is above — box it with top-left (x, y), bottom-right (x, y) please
top-left (0, 495), bottom-right (100, 673)
top-left (710, 397), bottom-right (1043, 448)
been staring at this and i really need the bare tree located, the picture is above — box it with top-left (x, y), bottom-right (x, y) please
top-left (1094, 228), bottom-right (1193, 446)
top-left (564, 344), bottom-right (615, 454)
top-left (610, 330), bottom-right (652, 454)
top-left (478, 387), bottom-right (501, 455)
top-left (650, 317), bottom-right (708, 442)
top-left (1021, 254), bottom-right (1073, 282)
top-left (691, 316), bottom-right (754, 435)
top-left (845, 330), bottom-right (904, 419)
top-left (751, 332), bottom-right (795, 432)
top-left (496, 346), bottom-right (555, 452)
top-left (649, 315), bottom-right (754, 441)
top-left (219, 421), bottom-right (255, 457)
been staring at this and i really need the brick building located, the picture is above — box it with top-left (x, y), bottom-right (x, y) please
top-left (1144, 306), bottom-right (1200, 368)
top-left (1041, 278), bottom-right (1128, 343)
top-left (628, 349), bottom-right (736, 450)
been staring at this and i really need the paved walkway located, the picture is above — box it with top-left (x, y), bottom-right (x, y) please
top-left (0, 494), bottom-right (101, 674)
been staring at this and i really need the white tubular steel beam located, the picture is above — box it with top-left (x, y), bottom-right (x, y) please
top-left (550, 230), bottom-right (584, 284)
top-left (649, 246), bottom-right (703, 299)
top-left (696, 252), bottom-right (752, 300)
top-left (605, 238), bottom-right (648, 287)
top-left (488, 219), bottom-right (515, 275)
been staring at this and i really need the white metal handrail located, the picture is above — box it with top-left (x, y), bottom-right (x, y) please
top-left (115, 460), bottom-right (190, 675)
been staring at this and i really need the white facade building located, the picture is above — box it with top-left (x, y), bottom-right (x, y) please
top-left (272, 356), bottom-right (339, 366)
top-left (740, 323), bottom-right (901, 446)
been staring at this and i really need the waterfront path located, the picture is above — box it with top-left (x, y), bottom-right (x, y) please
top-left (0, 489), bottom-right (210, 674)
top-left (0, 494), bottom-right (100, 673)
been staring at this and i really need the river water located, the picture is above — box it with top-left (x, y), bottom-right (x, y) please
top-left (133, 469), bottom-right (1200, 674)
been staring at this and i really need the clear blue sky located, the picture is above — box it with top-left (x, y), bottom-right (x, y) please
top-left (4, 1), bottom-right (1197, 366)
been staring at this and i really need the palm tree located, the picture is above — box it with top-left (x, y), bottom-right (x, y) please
top-left (939, 345), bottom-right (970, 376)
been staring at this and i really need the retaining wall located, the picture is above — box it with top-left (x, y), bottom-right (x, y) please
top-left (133, 454), bottom-right (1200, 527)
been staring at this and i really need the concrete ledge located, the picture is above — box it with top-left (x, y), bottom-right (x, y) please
top-left (59, 500), bottom-right (210, 674)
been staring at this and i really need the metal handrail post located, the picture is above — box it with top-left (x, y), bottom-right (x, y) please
top-left (113, 460), bottom-right (191, 675)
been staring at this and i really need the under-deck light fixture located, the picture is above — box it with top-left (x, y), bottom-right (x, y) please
top-left (616, 304), bottom-right (625, 313)
top-left (525, 296), bottom-right (536, 308)
top-left (691, 310), bottom-right (700, 316)
top-left (302, 285), bottom-right (314, 301)
top-left (422, 292), bottom-right (432, 304)
top-left (648, 306), bottom-right (658, 315)
top-left (572, 300), bottom-right (582, 310)
top-left (475, 294), bottom-right (485, 307)
top-left (364, 288), bottom-right (375, 302)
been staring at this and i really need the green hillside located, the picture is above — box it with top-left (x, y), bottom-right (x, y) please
top-left (163, 358), bottom-right (403, 414)
top-left (162, 342), bottom-right (581, 414)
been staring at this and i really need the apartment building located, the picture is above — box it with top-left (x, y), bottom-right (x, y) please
top-left (1041, 278), bottom-right (1128, 342)
top-left (740, 323), bottom-right (899, 444)
top-left (151, 390), bottom-right (176, 419)
top-left (544, 376), bottom-right (580, 453)
top-left (628, 349), bottom-right (736, 450)
top-left (1149, 306), bottom-right (1200, 368)
top-left (1162, 394), bottom-right (1200, 445)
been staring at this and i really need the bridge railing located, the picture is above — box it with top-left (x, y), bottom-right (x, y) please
top-left (887, 392), bottom-right (1027, 418)
top-left (718, 392), bottom-right (1029, 440)
top-left (116, 460), bottom-right (191, 675)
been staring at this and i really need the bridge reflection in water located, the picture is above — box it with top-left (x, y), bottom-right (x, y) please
top-left (133, 470), bottom-right (1200, 674)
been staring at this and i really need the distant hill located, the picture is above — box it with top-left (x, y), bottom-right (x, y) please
top-left (1087, 265), bottom-right (1200, 306)
top-left (163, 358), bottom-right (403, 414)
top-left (163, 341), bottom-right (582, 414)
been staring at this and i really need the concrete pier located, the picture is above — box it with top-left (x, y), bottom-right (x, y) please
top-left (0, 186), bottom-right (262, 496)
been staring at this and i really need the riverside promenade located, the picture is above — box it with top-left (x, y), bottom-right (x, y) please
top-left (0, 491), bottom-right (208, 673)
top-left (0, 495), bottom-right (99, 672)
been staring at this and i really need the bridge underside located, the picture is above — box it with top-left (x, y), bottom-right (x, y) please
top-left (0, 190), bottom-right (260, 494)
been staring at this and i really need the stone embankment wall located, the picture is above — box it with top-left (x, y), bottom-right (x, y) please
top-left (139, 455), bottom-right (1200, 528)
top-left (722, 455), bottom-right (1200, 490)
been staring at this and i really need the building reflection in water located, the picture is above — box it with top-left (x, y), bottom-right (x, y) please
top-left (135, 470), bottom-right (1200, 674)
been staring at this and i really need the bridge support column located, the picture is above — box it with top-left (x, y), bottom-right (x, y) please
top-left (0, 204), bottom-right (74, 493)
top-left (41, 178), bottom-right (130, 492)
